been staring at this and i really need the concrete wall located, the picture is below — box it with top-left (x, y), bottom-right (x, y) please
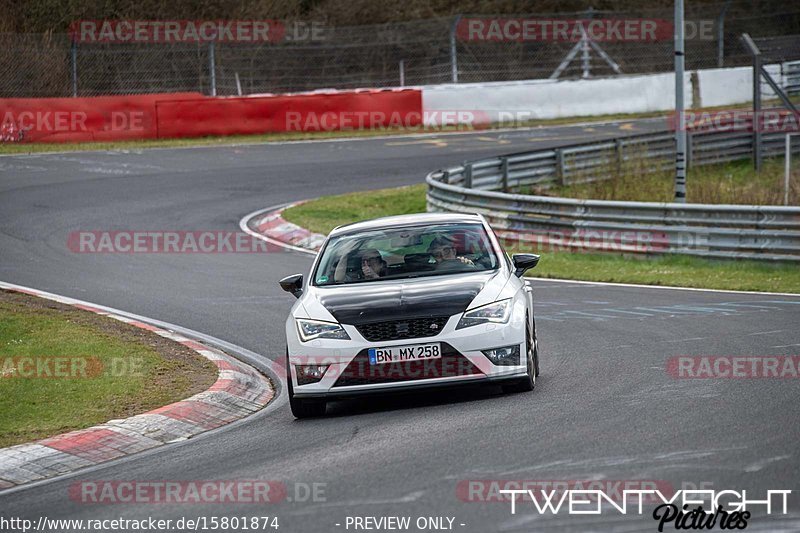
top-left (422, 65), bottom-right (781, 125)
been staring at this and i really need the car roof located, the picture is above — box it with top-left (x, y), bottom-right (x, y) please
top-left (330, 212), bottom-right (485, 236)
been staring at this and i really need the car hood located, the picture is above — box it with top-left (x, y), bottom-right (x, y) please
top-left (306, 270), bottom-right (505, 325)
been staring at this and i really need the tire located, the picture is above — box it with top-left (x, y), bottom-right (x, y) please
top-left (533, 319), bottom-right (540, 377)
top-left (502, 318), bottom-right (537, 394)
top-left (286, 353), bottom-right (327, 418)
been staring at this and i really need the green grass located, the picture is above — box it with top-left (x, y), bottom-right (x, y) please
top-left (0, 294), bottom-right (217, 447)
top-left (282, 185), bottom-right (800, 294)
top-left (532, 252), bottom-right (800, 293)
top-left (547, 156), bottom-right (799, 206)
top-left (285, 184), bottom-right (428, 235)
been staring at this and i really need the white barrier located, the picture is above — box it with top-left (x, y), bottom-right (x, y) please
top-left (422, 65), bottom-right (780, 124)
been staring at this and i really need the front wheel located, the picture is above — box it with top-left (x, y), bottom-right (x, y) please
top-left (502, 319), bottom-right (537, 394)
top-left (287, 353), bottom-right (327, 418)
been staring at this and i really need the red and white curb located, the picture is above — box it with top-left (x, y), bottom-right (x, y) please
top-left (0, 282), bottom-right (275, 490)
top-left (243, 202), bottom-right (325, 255)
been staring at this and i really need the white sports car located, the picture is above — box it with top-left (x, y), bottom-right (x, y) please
top-left (279, 213), bottom-right (540, 418)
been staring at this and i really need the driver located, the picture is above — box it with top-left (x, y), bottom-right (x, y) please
top-left (427, 234), bottom-right (475, 270)
top-left (333, 246), bottom-right (387, 282)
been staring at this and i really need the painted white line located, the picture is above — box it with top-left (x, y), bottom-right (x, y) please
top-left (527, 276), bottom-right (800, 298)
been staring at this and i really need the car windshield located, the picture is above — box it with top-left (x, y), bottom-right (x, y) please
top-left (313, 223), bottom-right (499, 286)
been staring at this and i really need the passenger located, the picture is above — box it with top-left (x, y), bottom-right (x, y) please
top-left (427, 234), bottom-right (475, 270)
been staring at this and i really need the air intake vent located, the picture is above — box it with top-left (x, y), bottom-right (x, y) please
top-left (356, 316), bottom-right (449, 342)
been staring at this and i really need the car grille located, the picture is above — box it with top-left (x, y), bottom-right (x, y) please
top-left (355, 316), bottom-right (449, 342)
top-left (332, 343), bottom-right (482, 387)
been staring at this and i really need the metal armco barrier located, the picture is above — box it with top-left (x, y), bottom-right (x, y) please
top-left (426, 127), bottom-right (800, 261)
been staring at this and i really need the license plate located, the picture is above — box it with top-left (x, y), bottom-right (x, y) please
top-left (368, 343), bottom-right (442, 365)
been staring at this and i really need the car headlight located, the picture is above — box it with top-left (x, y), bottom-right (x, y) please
top-left (456, 299), bottom-right (512, 330)
top-left (296, 319), bottom-right (350, 341)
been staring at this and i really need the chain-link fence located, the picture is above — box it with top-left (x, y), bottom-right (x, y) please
top-left (2, 3), bottom-right (800, 98)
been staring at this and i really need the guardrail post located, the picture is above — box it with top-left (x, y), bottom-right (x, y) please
top-left (686, 132), bottom-right (693, 170)
top-left (501, 157), bottom-right (509, 192)
top-left (615, 139), bottom-right (623, 174)
top-left (464, 163), bottom-right (473, 188)
top-left (555, 149), bottom-right (565, 185)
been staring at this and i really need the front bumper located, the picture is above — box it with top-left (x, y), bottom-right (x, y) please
top-left (286, 311), bottom-right (529, 398)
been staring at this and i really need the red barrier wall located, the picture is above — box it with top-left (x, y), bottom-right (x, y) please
top-left (0, 89), bottom-right (423, 143)
top-left (0, 93), bottom-right (202, 143)
top-left (155, 89), bottom-right (423, 138)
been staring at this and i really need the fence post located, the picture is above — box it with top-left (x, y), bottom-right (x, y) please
top-left (753, 53), bottom-right (762, 172)
top-left (208, 41), bottom-right (217, 96)
top-left (399, 60), bottom-right (405, 87)
top-left (716, 0), bottom-right (732, 68)
top-left (450, 15), bottom-right (461, 83)
top-left (464, 163), bottom-right (473, 188)
top-left (501, 157), bottom-right (509, 192)
top-left (742, 34), bottom-right (762, 172)
top-left (70, 40), bottom-right (78, 97)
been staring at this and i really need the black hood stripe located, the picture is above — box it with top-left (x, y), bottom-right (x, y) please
top-left (317, 272), bottom-right (497, 325)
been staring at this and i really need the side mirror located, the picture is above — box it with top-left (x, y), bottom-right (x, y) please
top-left (512, 254), bottom-right (540, 278)
top-left (279, 274), bottom-right (304, 298)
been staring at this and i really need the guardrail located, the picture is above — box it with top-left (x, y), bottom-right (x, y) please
top-left (426, 126), bottom-right (800, 261)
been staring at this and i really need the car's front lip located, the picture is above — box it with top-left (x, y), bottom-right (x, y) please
top-left (291, 372), bottom-right (526, 399)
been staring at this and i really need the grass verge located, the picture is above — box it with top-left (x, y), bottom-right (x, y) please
top-left (282, 185), bottom-right (800, 294)
top-left (547, 156), bottom-right (799, 205)
top-left (0, 290), bottom-right (217, 448)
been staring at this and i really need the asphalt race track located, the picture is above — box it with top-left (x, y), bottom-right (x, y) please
top-left (1, 119), bottom-right (799, 532)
